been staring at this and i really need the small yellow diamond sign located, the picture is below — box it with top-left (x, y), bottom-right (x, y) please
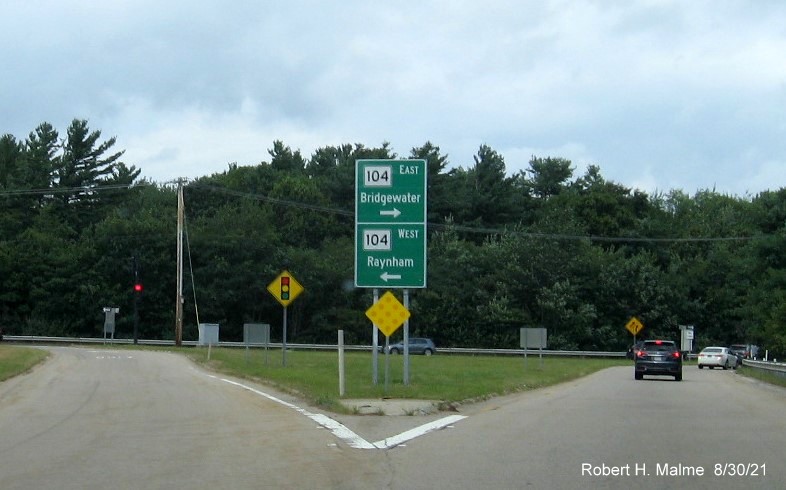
top-left (365, 291), bottom-right (410, 337)
top-left (625, 316), bottom-right (644, 336)
top-left (267, 270), bottom-right (304, 307)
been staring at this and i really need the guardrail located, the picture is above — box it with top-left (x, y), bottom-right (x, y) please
top-left (3, 335), bottom-right (199, 347)
top-left (1, 335), bottom-right (628, 358)
top-left (434, 347), bottom-right (626, 358)
top-left (10, 336), bottom-right (786, 376)
top-left (742, 358), bottom-right (786, 378)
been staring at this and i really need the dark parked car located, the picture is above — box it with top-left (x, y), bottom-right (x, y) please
top-left (626, 341), bottom-right (645, 360)
top-left (387, 337), bottom-right (436, 355)
top-left (634, 339), bottom-right (682, 381)
top-left (729, 343), bottom-right (759, 361)
top-left (728, 345), bottom-right (746, 367)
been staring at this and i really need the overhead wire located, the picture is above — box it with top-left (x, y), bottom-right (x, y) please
top-left (0, 179), bottom-right (763, 244)
top-left (188, 183), bottom-right (759, 244)
top-left (183, 197), bottom-right (200, 326)
top-left (0, 181), bottom-right (156, 197)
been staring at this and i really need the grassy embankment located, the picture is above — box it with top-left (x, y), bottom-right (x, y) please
top-left (184, 347), bottom-right (628, 412)
top-left (4, 344), bottom-right (783, 414)
top-left (0, 345), bottom-right (49, 382)
top-left (0, 343), bottom-right (630, 413)
top-left (736, 364), bottom-right (786, 389)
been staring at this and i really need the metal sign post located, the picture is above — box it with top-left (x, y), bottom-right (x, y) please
top-left (403, 289), bottom-right (410, 385)
top-left (521, 327), bottom-right (548, 370)
top-left (282, 306), bottom-right (288, 367)
top-left (365, 291), bottom-right (410, 392)
top-left (102, 307), bottom-right (119, 343)
top-left (679, 325), bottom-right (694, 355)
top-left (338, 330), bottom-right (346, 397)
top-left (372, 289), bottom-right (379, 385)
top-left (267, 270), bottom-right (304, 367)
top-left (244, 323), bottom-right (271, 364)
top-left (626, 317), bottom-right (645, 356)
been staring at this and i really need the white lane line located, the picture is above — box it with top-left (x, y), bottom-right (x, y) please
top-left (372, 414), bottom-right (467, 449)
top-left (206, 375), bottom-right (467, 450)
top-left (209, 375), bottom-right (374, 449)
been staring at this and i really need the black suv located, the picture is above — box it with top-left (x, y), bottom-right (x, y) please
top-left (728, 345), bottom-right (746, 367)
top-left (634, 340), bottom-right (682, 381)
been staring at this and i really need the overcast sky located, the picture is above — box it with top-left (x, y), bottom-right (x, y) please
top-left (2, 1), bottom-right (785, 197)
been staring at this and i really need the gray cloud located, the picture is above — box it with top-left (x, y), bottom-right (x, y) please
top-left (2, 0), bottom-right (785, 195)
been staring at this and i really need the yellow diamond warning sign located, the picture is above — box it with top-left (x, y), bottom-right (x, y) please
top-left (267, 270), bottom-right (304, 307)
top-left (625, 316), bottom-right (644, 336)
top-left (365, 291), bottom-right (410, 337)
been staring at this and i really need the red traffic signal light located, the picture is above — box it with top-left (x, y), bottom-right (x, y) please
top-left (134, 283), bottom-right (143, 293)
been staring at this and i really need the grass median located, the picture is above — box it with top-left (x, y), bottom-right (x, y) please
top-left (0, 344), bottom-right (629, 414)
top-left (185, 347), bottom-right (628, 413)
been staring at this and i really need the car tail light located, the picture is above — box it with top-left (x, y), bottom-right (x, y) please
top-left (637, 350), bottom-right (646, 358)
top-left (672, 351), bottom-right (681, 358)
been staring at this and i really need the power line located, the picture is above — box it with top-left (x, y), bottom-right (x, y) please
top-left (427, 222), bottom-right (756, 243)
top-left (0, 180), bottom-right (764, 244)
top-left (0, 182), bottom-right (155, 197)
top-left (187, 183), bottom-right (354, 218)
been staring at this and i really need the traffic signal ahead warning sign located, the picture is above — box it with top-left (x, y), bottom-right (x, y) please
top-left (267, 270), bottom-right (304, 307)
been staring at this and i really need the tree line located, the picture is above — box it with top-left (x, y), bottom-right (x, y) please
top-left (1, 119), bottom-right (785, 356)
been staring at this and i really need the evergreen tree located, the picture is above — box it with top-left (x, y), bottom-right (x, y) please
top-left (52, 119), bottom-right (128, 228)
top-left (55, 119), bottom-right (125, 197)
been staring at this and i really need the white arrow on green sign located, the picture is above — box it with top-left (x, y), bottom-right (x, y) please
top-left (355, 159), bottom-right (427, 288)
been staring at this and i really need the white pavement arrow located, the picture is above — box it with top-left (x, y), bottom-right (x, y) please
top-left (379, 208), bottom-right (401, 218)
top-left (380, 272), bottom-right (402, 282)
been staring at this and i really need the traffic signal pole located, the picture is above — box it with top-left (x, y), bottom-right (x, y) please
top-left (175, 180), bottom-right (185, 346)
top-left (133, 288), bottom-right (139, 344)
top-left (132, 255), bottom-right (141, 344)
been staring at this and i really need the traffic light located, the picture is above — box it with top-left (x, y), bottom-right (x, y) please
top-left (132, 255), bottom-right (143, 294)
top-left (280, 276), bottom-right (290, 301)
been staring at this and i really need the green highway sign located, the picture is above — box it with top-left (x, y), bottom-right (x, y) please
top-left (356, 160), bottom-right (426, 223)
top-left (355, 223), bottom-right (426, 287)
top-left (355, 159), bottom-right (427, 288)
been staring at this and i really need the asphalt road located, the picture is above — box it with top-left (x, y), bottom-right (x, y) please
top-left (0, 347), bottom-right (388, 489)
top-left (384, 362), bottom-right (786, 490)
top-left (1, 347), bottom-right (784, 489)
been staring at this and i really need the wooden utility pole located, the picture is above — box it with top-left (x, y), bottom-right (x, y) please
top-left (175, 180), bottom-right (185, 346)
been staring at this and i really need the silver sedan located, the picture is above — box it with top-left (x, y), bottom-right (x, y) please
top-left (698, 346), bottom-right (737, 370)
